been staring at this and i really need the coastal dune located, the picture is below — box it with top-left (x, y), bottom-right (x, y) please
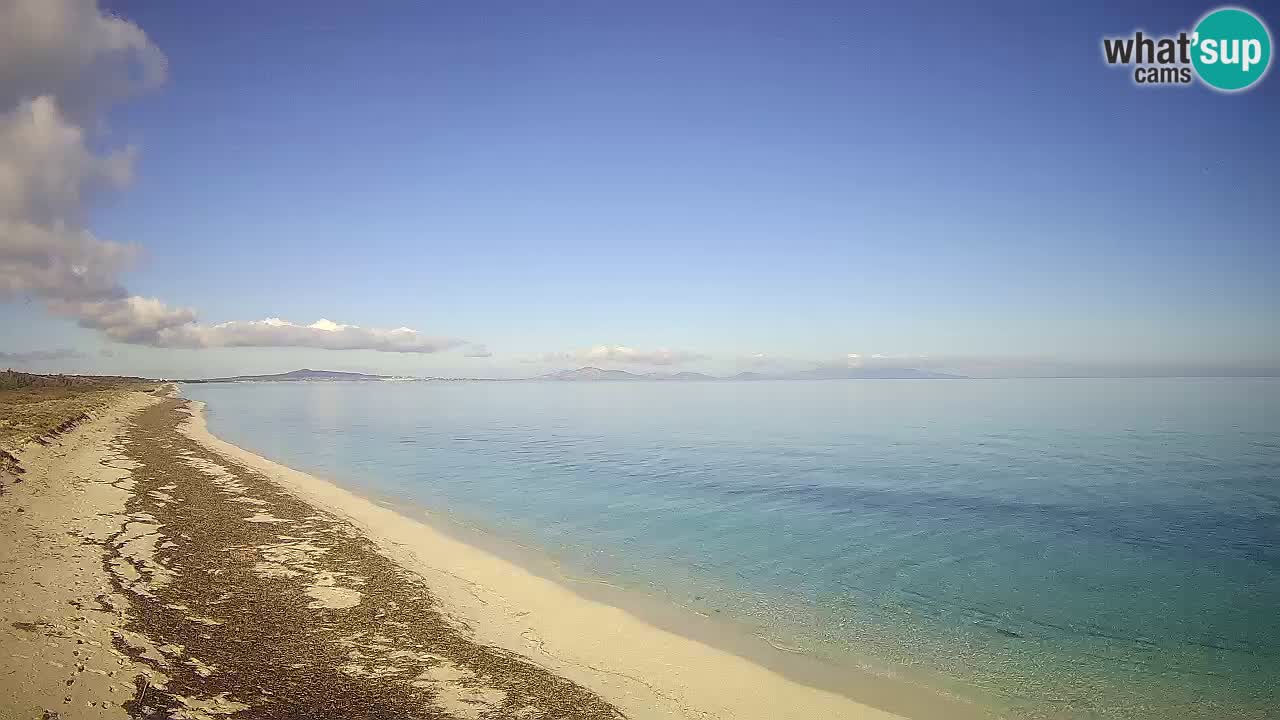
top-left (3, 388), bottom-right (925, 719)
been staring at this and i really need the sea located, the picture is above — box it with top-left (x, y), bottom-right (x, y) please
top-left (181, 378), bottom-right (1279, 719)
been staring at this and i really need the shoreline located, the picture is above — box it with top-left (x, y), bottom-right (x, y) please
top-left (2, 387), bottom-right (985, 718)
top-left (5, 391), bottom-right (636, 719)
top-left (305, 467), bottom-right (992, 720)
top-left (181, 397), bottom-right (986, 720)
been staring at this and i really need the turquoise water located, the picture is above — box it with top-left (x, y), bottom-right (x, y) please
top-left (182, 379), bottom-right (1279, 719)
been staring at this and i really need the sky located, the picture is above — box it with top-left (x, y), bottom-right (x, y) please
top-left (1, 0), bottom-right (1277, 378)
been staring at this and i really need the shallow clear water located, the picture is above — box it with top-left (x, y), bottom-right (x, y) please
top-left (182, 378), bottom-right (1279, 719)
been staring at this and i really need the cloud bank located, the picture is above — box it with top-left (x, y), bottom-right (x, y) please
top-left (531, 345), bottom-right (708, 367)
top-left (185, 318), bottom-right (462, 354)
top-left (736, 351), bottom-right (792, 369)
top-left (0, 347), bottom-right (84, 364)
top-left (0, 0), bottom-right (466, 356)
top-left (46, 299), bottom-right (461, 353)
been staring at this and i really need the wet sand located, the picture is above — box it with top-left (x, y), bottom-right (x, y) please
top-left (2, 390), bottom-right (926, 719)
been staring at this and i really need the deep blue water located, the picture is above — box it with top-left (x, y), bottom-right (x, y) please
top-left (182, 378), bottom-right (1279, 719)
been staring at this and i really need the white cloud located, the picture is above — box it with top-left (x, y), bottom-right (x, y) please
top-left (0, 1), bottom-right (470, 358)
top-left (0, 94), bottom-right (142, 303)
top-left (52, 296), bottom-right (196, 344)
top-left (0, 217), bottom-right (137, 301)
top-left (463, 344), bottom-right (493, 358)
top-left (534, 344), bottom-right (707, 367)
top-left (0, 0), bottom-right (166, 124)
top-left (0, 0), bottom-right (157, 320)
top-left (0, 95), bottom-right (135, 226)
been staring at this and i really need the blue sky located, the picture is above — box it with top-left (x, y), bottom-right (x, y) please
top-left (1, 0), bottom-right (1277, 377)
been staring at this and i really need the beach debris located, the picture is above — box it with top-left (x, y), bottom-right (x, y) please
top-left (80, 396), bottom-right (628, 720)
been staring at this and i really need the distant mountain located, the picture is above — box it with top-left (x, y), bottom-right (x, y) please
top-left (184, 368), bottom-right (399, 383)
top-left (538, 367), bottom-right (646, 381)
top-left (728, 371), bottom-right (769, 381)
top-left (643, 371), bottom-right (718, 381)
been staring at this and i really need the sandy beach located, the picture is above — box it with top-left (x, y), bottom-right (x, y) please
top-left (0, 387), bottom-right (939, 719)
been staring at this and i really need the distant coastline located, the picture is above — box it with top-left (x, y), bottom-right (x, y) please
top-left (180, 366), bottom-right (968, 384)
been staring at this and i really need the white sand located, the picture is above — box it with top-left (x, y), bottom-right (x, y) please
top-left (180, 400), bottom-right (909, 720)
top-left (0, 391), bottom-right (164, 719)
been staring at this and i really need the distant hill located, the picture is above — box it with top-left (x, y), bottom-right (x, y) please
top-left (644, 371), bottom-right (718, 381)
top-left (184, 368), bottom-right (398, 383)
top-left (182, 366), bottom-right (967, 384)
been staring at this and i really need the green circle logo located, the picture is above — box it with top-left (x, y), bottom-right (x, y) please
top-left (1192, 7), bottom-right (1272, 91)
